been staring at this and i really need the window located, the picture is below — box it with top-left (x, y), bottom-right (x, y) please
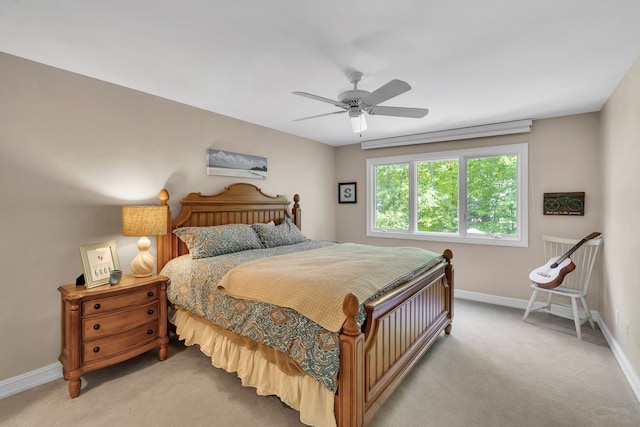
top-left (366, 143), bottom-right (528, 247)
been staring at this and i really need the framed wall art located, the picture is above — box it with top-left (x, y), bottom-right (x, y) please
top-left (339, 182), bottom-right (357, 204)
top-left (207, 149), bottom-right (268, 179)
top-left (543, 192), bottom-right (585, 216)
top-left (79, 241), bottom-right (121, 288)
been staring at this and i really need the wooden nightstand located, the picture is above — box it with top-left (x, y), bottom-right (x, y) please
top-left (58, 274), bottom-right (169, 398)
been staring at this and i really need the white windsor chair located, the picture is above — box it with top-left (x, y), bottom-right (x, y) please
top-left (523, 234), bottom-right (603, 340)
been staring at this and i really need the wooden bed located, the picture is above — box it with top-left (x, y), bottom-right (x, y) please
top-left (156, 183), bottom-right (454, 427)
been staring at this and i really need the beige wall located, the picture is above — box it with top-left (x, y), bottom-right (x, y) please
top-left (600, 57), bottom-right (640, 378)
top-left (0, 52), bottom-right (336, 381)
top-left (1, 47), bottom-right (638, 392)
top-left (335, 113), bottom-right (602, 304)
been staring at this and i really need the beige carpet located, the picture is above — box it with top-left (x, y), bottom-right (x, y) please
top-left (1, 299), bottom-right (639, 426)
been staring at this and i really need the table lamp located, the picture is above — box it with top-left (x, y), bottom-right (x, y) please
top-left (122, 205), bottom-right (168, 277)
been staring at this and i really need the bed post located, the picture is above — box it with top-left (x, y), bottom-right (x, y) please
top-left (157, 189), bottom-right (171, 273)
top-left (443, 249), bottom-right (454, 334)
top-left (335, 293), bottom-right (364, 427)
top-left (292, 194), bottom-right (301, 230)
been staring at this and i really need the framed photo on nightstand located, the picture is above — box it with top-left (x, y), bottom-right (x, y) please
top-left (338, 182), bottom-right (357, 204)
top-left (79, 241), bottom-right (120, 288)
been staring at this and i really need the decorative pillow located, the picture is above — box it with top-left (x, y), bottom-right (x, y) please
top-left (173, 224), bottom-right (263, 259)
top-left (252, 217), bottom-right (307, 248)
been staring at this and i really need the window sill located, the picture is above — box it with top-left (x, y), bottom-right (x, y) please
top-left (366, 230), bottom-right (528, 248)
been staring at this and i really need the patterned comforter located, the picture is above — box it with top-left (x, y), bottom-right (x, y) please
top-left (161, 240), bottom-right (443, 392)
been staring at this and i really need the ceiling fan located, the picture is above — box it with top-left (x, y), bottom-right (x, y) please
top-left (292, 71), bottom-right (429, 134)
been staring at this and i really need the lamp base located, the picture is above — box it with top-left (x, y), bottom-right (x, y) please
top-left (132, 270), bottom-right (153, 278)
top-left (131, 236), bottom-right (156, 278)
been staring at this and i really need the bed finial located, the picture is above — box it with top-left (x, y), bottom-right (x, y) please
top-left (157, 189), bottom-right (171, 273)
top-left (158, 189), bottom-right (170, 206)
top-left (342, 293), bottom-right (360, 336)
top-left (292, 194), bottom-right (301, 230)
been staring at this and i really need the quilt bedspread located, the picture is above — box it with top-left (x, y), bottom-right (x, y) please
top-left (162, 240), bottom-right (341, 390)
top-left (161, 240), bottom-right (444, 392)
top-left (218, 243), bottom-right (443, 332)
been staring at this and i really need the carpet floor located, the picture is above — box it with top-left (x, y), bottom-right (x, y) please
top-left (1, 299), bottom-right (638, 426)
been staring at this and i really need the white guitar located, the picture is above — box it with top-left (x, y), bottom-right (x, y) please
top-left (529, 232), bottom-right (601, 289)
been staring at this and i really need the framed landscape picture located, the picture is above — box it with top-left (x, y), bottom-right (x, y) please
top-left (207, 149), bottom-right (268, 179)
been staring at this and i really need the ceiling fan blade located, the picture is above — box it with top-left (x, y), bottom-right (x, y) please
top-left (360, 79), bottom-right (411, 106)
top-left (368, 106), bottom-right (429, 118)
top-left (293, 110), bottom-right (346, 122)
top-left (292, 91), bottom-right (348, 108)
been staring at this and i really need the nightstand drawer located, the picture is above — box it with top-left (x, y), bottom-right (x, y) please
top-left (82, 321), bottom-right (159, 363)
top-left (82, 287), bottom-right (159, 315)
top-left (82, 300), bottom-right (159, 340)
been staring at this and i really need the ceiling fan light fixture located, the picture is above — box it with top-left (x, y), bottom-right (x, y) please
top-left (293, 72), bottom-right (426, 134)
top-left (349, 109), bottom-right (367, 133)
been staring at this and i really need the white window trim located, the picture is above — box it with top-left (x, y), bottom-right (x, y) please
top-left (366, 143), bottom-right (528, 247)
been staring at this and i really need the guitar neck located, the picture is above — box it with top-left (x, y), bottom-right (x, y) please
top-left (555, 239), bottom-right (586, 264)
top-left (550, 232), bottom-right (600, 268)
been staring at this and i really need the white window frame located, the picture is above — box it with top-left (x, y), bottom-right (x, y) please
top-left (366, 143), bottom-right (528, 247)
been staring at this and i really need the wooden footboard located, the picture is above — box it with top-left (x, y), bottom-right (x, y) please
top-left (336, 250), bottom-right (454, 427)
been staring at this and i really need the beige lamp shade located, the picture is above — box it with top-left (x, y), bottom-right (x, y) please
top-left (122, 206), bottom-right (168, 277)
top-left (122, 206), bottom-right (168, 237)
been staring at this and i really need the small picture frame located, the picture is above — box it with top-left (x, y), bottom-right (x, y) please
top-left (338, 182), bottom-right (357, 204)
top-left (79, 241), bottom-right (121, 288)
top-left (543, 192), bottom-right (585, 216)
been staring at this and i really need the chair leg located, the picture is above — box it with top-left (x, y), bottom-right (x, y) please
top-left (580, 296), bottom-right (596, 329)
top-left (523, 290), bottom-right (538, 321)
top-left (545, 292), bottom-right (553, 311)
top-left (571, 297), bottom-right (582, 340)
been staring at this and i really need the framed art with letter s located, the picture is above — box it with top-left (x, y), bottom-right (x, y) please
top-left (339, 182), bottom-right (357, 204)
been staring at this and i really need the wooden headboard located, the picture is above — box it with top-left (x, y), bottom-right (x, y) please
top-left (156, 183), bottom-right (301, 271)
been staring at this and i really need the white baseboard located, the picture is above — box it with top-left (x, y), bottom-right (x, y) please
top-left (1, 292), bottom-right (638, 405)
top-left (455, 290), bottom-right (640, 403)
top-left (595, 312), bottom-right (640, 402)
top-left (456, 289), bottom-right (531, 310)
top-left (456, 289), bottom-right (594, 320)
top-left (0, 362), bottom-right (62, 400)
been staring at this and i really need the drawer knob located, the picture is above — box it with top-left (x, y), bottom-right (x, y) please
top-left (93, 346), bottom-right (100, 353)
top-left (147, 309), bottom-right (154, 315)
top-left (147, 291), bottom-right (154, 297)
top-left (93, 324), bottom-right (100, 330)
top-left (147, 329), bottom-right (154, 335)
top-left (93, 303), bottom-right (101, 310)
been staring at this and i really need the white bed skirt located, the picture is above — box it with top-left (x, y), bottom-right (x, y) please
top-left (171, 308), bottom-right (337, 427)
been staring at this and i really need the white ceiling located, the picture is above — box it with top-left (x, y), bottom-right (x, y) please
top-left (1, 1), bottom-right (639, 147)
